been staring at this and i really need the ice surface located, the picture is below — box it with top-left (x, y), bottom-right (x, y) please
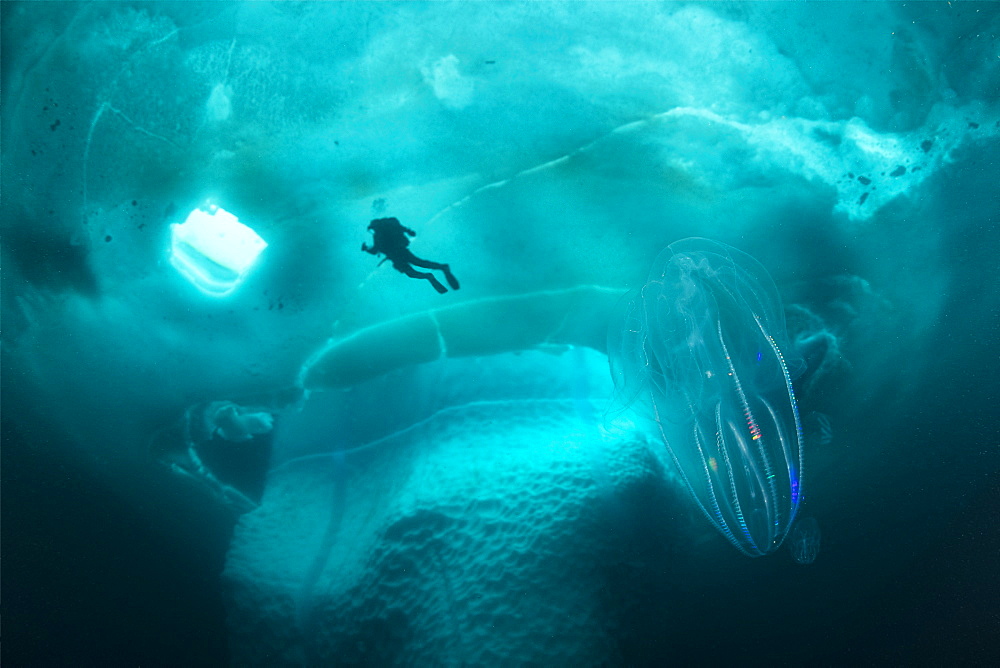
top-left (228, 350), bottom-right (675, 665)
top-left (299, 285), bottom-right (622, 390)
top-left (206, 401), bottom-right (273, 443)
top-left (169, 206), bottom-right (267, 296)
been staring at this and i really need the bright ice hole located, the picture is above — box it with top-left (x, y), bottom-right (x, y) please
top-left (169, 206), bottom-right (267, 297)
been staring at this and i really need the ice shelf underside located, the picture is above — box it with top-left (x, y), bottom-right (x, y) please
top-left (301, 286), bottom-right (624, 391)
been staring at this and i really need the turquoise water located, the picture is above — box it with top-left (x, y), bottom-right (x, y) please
top-left (3, 2), bottom-right (998, 665)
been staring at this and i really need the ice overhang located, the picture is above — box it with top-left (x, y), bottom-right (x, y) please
top-left (169, 206), bottom-right (267, 297)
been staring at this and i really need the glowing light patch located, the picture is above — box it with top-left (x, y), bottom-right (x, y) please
top-left (170, 206), bottom-right (267, 297)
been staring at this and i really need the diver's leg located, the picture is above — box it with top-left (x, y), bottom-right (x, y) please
top-left (398, 262), bottom-right (448, 293)
top-left (406, 252), bottom-right (460, 290)
top-left (403, 251), bottom-right (445, 271)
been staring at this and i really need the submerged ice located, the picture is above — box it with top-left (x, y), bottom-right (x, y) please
top-left (169, 205), bottom-right (267, 297)
top-left (3, 1), bottom-right (998, 664)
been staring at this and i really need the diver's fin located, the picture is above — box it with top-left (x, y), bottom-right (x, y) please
top-left (429, 276), bottom-right (448, 294)
top-left (443, 266), bottom-right (460, 290)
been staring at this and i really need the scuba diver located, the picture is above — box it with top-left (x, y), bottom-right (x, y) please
top-left (361, 217), bottom-right (460, 294)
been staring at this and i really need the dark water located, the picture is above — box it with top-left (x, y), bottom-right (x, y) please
top-left (3, 2), bottom-right (998, 665)
top-left (4, 373), bottom-right (997, 665)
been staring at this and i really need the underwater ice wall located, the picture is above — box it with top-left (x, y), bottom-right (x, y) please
top-left (226, 349), bottom-right (678, 665)
top-left (3, 1), bottom-right (999, 664)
